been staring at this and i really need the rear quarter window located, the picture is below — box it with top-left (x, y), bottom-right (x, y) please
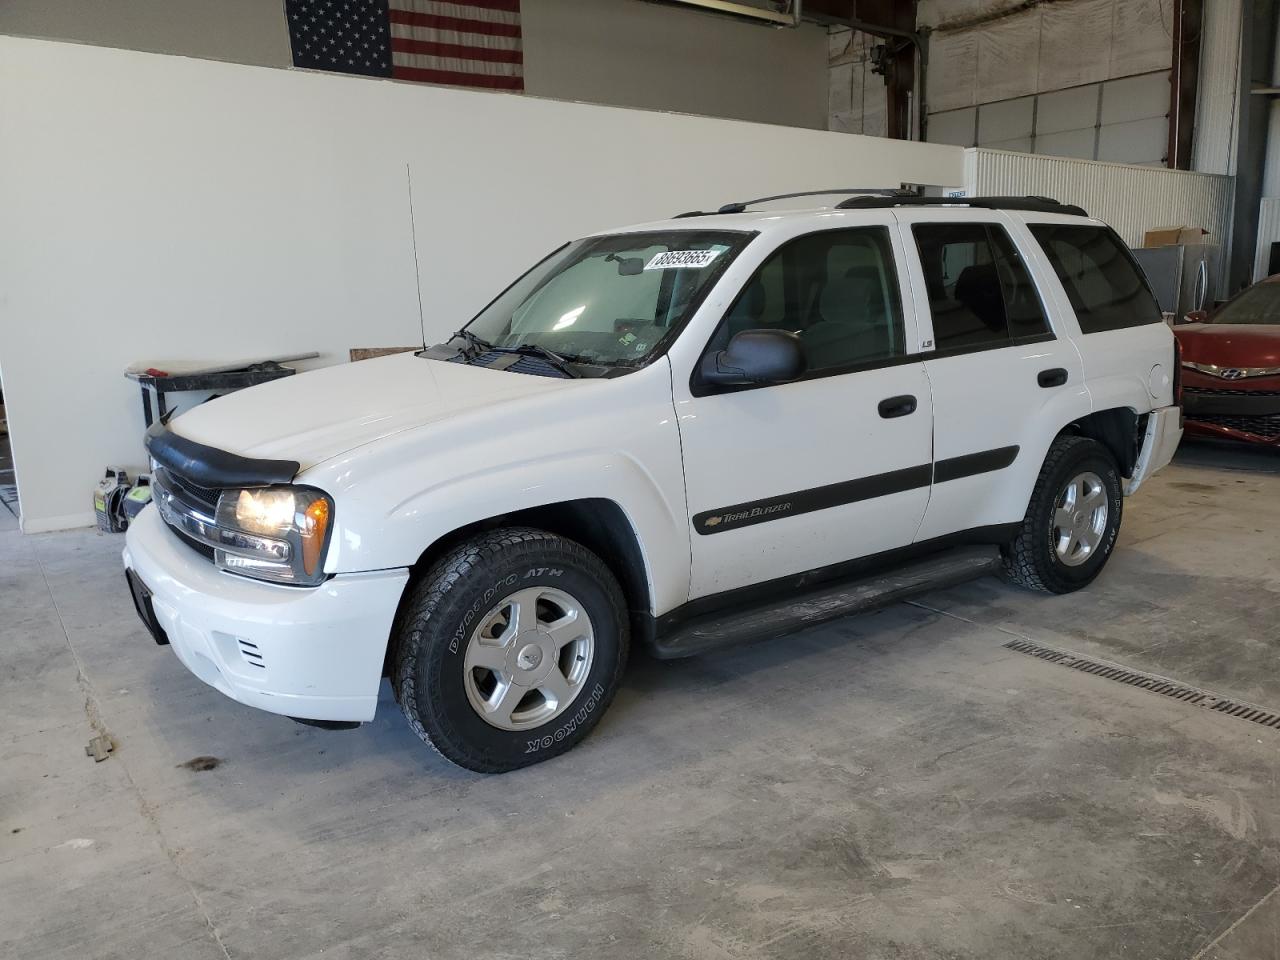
top-left (1028, 224), bottom-right (1162, 333)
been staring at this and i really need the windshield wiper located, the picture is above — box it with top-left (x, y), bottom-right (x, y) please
top-left (451, 330), bottom-right (583, 378)
top-left (450, 328), bottom-right (493, 358)
top-left (488, 343), bottom-right (583, 378)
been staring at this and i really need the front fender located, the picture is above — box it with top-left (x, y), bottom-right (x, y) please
top-left (396, 451), bottom-right (685, 614)
top-left (301, 362), bottom-right (691, 616)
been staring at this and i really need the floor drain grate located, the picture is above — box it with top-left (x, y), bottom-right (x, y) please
top-left (1003, 638), bottom-right (1280, 730)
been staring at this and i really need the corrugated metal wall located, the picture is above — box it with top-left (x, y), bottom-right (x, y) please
top-left (1193, 0), bottom-right (1243, 176)
top-left (1253, 198), bottom-right (1280, 280)
top-left (963, 148), bottom-right (1234, 287)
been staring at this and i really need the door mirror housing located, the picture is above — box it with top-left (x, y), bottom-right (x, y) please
top-left (700, 329), bottom-right (807, 387)
top-left (1182, 309), bottom-right (1209, 324)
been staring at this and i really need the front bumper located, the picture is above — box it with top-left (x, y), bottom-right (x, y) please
top-left (1181, 378), bottom-right (1280, 446)
top-left (123, 506), bottom-right (409, 722)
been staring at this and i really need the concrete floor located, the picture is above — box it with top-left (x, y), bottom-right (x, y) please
top-left (2, 442), bottom-right (1278, 960)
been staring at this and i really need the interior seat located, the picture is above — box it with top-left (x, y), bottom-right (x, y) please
top-left (954, 263), bottom-right (1007, 334)
top-left (802, 266), bottom-right (892, 368)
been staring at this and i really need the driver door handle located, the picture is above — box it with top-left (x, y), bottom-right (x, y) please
top-left (878, 394), bottom-right (917, 419)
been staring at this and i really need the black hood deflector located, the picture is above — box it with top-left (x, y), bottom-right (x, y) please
top-left (145, 422), bottom-right (300, 489)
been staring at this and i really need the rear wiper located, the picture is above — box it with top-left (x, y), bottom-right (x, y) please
top-left (489, 343), bottom-right (583, 378)
top-left (450, 328), bottom-right (493, 357)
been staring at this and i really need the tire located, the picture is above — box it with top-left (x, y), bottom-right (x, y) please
top-left (391, 527), bottom-right (629, 773)
top-left (1002, 435), bottom-right (1123, 594)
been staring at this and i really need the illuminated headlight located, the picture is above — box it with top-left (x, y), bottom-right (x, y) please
top-left (213, 486), bottom-right (333, 586)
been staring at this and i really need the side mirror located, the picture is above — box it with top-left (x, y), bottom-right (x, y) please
top-left (700, 329), bottom-right (806, 387)
top-left (1182, 309), bottom-right (1209, 324)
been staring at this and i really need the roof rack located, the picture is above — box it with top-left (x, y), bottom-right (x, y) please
top-left (834, 194), bottom-right (1088, 216)
top-left (673, 186), bottom-right (917, 219)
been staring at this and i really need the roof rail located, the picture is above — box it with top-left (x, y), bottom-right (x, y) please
top-left (834, 194), bottom-right (1088, 216)
top-left (673, 186), bottom-right (916, 219)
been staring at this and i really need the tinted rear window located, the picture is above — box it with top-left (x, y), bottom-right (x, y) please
top-left (1029, 224), bottom-right (1162, 333)
top-left (912, 222), bottom-right (1051, 351)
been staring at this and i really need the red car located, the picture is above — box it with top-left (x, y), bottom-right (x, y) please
top-left (1175, 275), bottom-right (1280, 446)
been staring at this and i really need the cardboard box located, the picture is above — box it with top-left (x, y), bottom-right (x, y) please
top-left (1142, 226), bottom-right (1209, 248)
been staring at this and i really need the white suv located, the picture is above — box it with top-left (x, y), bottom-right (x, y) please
top-left (123, 194), bottom-right (1182, 772)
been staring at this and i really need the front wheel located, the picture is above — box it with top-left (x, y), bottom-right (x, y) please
top-left (1003, 435), bottom-right (1123, 594)
top-left (391, 527), bottom-right (628, 773)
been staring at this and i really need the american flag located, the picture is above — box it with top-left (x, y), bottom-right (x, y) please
top-left (285, 0), bottom-right (523, 92)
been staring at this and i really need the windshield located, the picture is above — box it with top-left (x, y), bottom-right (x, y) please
top-left (1211, 282), bottom-right (1280, 325)
top-left (461, 230), bottom-right (753, 366)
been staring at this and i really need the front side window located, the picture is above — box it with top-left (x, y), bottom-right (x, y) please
top-left (708, 227), bottom-right (906, 374)
top-left (912, 222), bottom-right (1051, 351)
top-left (464, 230), bottom-right (753, 367)
top-left (1028, 223), bottom-right (1162, 333)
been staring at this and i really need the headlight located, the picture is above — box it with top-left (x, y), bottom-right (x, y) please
top-left (213, 486), bottom-right (333, 586)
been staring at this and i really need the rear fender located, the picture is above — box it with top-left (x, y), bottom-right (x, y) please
top-left (968, 381), bottom-right (1093, 531)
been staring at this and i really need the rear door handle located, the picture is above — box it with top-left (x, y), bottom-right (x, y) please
top-left (878, 394), bottom-right (917, 418)
top-left (1038, 368), bottom-right (1068, 388)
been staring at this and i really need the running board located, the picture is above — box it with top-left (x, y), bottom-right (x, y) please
top-left (651, 545), bottom-right (1002, 659)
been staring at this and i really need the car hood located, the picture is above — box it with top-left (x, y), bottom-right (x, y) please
top-left (167, 352), bottom-right (583, 468)
top-left (1175, 323), bottom-right (1280, 367)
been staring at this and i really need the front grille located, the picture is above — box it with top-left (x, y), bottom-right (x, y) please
top-left (1184, 386), bottom-right (1280, 398)
top-left (156, 467), bottom-right (221, 513)
top-left (152, 466), bottom-right (222, 560)
top-left (1195, 413), bottom-right (1280, 441)
top-left (172, 527), bottom-right (216, 561)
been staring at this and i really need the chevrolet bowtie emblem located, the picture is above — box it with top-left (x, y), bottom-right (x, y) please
top-left (703, 516), bottom-right (722, 527)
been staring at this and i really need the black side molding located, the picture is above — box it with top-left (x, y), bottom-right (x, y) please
top-left (145, 422), bottom-right (299, 489)
top-left (691, 445), bottom-right (1020, 535)
top-left (933, 445), bottom-right (1019, 484)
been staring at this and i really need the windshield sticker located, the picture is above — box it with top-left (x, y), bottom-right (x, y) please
top-left (644, 249), bottom-right (722, 271)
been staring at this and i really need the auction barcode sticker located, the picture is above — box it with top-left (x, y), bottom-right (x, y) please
top-left (644, 249), bottom-right (722, 270)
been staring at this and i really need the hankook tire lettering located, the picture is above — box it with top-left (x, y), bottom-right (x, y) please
top-left (525, 682), bottom-right (605, 753)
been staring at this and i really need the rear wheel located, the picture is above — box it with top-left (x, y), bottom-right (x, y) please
top-left (1003, 435), bottom-right (1123, 594)
top-left (391, 527), bottom-right (628, 772)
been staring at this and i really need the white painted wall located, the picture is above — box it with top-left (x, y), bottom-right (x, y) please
top-left (0, 0), bottom-right (828, 130)
top-left (0, 36), bottom-right (962, 532)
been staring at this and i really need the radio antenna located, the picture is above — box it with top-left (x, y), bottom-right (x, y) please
top-left (406, 163), bottom-right (427, 348)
